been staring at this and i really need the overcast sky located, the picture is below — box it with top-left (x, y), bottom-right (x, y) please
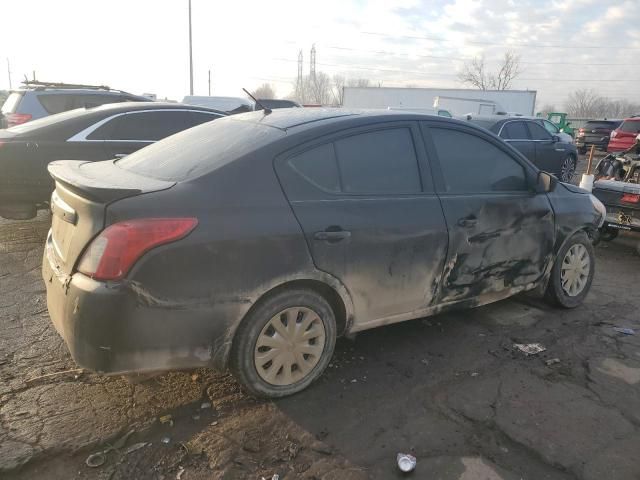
top-left (2, 0), bottom-right (638, 107)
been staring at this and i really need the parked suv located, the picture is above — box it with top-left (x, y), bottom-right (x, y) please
top-left (43, 109), bottom-right (605, 398)
top-left (466, 116), bottom-right (578, 182)
top-left (576, 120), bottom-right (622, 154)
top-left (608, 117), bottom-right (640, 152)
top-left (1, 81), bottom-right (149, 128)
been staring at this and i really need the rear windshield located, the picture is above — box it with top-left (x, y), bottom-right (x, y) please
top-left (584, 121), bottom-right (619, 129)
top-left (7, 107), bottom-right (88, 133)
top-left (116, 116), bottom-right (285, 181)
top-left (620, 120), bottom-right (640, 134)
top-left (1, 92), bottom-right (23, 114)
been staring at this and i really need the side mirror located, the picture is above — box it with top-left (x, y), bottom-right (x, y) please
top-left (536, 171), bottom-right (558, 193)
top-left (552, 135), bottom-right (560, 143)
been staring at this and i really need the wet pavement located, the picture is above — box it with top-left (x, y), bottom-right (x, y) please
top-left (1, 199), bottom-right (639, 479)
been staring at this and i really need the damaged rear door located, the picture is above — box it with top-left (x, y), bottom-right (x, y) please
top-left (421, 123), bottom-right (555, 303)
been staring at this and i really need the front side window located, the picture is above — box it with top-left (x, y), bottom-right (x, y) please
top-left (430, 127), bottom-right (527, 193)
top-left (333, 128), bottom-right (421, 194)
top-left (527, 122), bottom-right (553, 141)
top-left (542, 120), bottom-right (559, 134)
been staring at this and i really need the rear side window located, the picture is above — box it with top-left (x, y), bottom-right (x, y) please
top-left (527, 122), bottom-right (553, 140)
top-left (2, 92), bottom-right (23, 114)
top-left (90, 111), bottom-right (193, 141)
top-left (334, 128), bottom-right (421, 194)
top-left (500, 121), bottom-right (529, 140)
top-left (37, 94), bottom-right (75, 114)
top-left (430, 127), bottom-right (527, 193)
top-left (288, 143), bottom-right (340, 193)
top-left (620, 121), bottom-right (640, 134)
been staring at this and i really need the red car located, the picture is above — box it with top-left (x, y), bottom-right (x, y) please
top-left (608, 117), bottom-right (640, 152)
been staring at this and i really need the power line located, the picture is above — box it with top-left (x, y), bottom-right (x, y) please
top-left (273, 58), bottom-right (637, 82)
top-left (361, 31), bottom-right (640, 50)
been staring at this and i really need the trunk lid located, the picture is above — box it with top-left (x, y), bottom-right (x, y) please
top-left (47, 160), bottom-right (175, 274)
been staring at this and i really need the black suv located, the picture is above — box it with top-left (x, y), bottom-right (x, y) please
top-left (1, 80), bottom-right (149, 128)
top-left (575, 120), bottom-right (622, 154)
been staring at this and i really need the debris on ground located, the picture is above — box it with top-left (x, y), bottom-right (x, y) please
top-left (545, 358), bottom-right (561, 366)
top-left (513, 343), bottom-right (546, 355)
top-left (191, 373), bottom-right (199, 382)
top-left (123, 442), bottom-right (149, 455)
top-left (25, 368), bottom-right (84, 384)
top-left (612, 327), bottom-right (636, 335)
top-left (176, 466), bottom-right (185, 479)
top-left (397, 453), bottom-right (417, 473)
top-left (160, 414), bottom-right (174, 426)
top-left (161, 436), bottom-right (171, 444)
top-left (85, 451), bottom-right (107, 468)
top-left (200, 401), bottom-right (212, 410)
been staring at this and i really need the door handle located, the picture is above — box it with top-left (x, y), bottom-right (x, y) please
top-left (457, 216), bottom-right (477, 228)
top-left (114, 153), bottom-right (128, 159)
top-left (314, 229), bottom-right (351, 242)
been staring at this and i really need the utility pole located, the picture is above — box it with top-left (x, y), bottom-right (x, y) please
top-left (6, 58), bottom-right (11, 89)
top-left (310, 44), bottom-right (316, 83)
top-left (296, 50), bottom-right (303, 98)
top-left (188, 0), bottom-right (194, 95)
top-left (208, 69), bottom-right (211, 96)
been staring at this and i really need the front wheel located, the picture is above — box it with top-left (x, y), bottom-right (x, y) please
top-left (545, 232), bottom-right (595, 308)
top-left (230, 289), bottom-right (337, 398)
top-left (559, 154), bottom-right (577, 183)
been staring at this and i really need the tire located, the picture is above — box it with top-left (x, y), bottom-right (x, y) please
top-left (559, 154), bottom-right (577, 183)
top-left (599, 227), bottom-right (618, 242)
top-left (545, 232), bottom-right (595, 308)
top-left (578, 146), bottom-right (587, 155)
top-left (230, 288), bottom-right (337, 398)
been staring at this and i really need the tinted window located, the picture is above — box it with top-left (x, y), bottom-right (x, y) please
top-left (584, 121), bottom-right (617, 130)
top-left (542, 120), bottom-right (559, 134)
top-left (333, 128), bottom-right (421, 194)
top-left (527, 122), bottom-right (552, 140)
top-left (38, 94), bottom-right (75, 114)
top-left (117, 116), bottom-right (284, 181)
top-left (501, 121), bottom-right (529, 140)
top-left (430, 127), bottom-right (527, 193)
top-left (188, 111), bottom-right (223, 127)
top-left (91, 110), bottom-right (192, 141)
top-left (288, 143), bottom-right (340, 192)
top-left (620, 121), bottom-right (640, 134)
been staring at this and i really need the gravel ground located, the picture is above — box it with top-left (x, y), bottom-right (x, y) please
top-left (1, 170), bottom-right (639, 479)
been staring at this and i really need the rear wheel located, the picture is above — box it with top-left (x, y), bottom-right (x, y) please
top-left (545, 232), bottom-right (595, 308)
top-left (230, 289), bottom-right (337, 398)
top-left (560, 154), bottom-right (577, 183)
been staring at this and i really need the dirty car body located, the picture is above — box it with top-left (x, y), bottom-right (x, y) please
top-left (43, 110), bottom-right (604, 392)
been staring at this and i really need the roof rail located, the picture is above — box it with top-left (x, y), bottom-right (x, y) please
top-left (21, 79), bottom-right (115, 91)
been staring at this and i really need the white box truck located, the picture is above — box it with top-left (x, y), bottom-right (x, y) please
top-left (342, 87), bottom-right (537, 116)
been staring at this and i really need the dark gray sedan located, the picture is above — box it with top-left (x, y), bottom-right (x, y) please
top-left (43, 109), bottom-right (605, 397)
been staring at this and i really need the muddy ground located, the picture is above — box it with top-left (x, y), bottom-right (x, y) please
top-left (1, 154), bottom-right (640, 480)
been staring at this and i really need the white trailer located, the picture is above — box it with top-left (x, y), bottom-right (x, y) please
top-left (342, 87), bottom-right (537, 116)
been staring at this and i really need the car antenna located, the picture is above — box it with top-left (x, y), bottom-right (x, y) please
top-left (242, 88), bottom-right (272, 115)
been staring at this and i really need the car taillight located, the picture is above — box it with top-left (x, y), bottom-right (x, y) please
top-left (6, 113), bottom-right (32, 127)
top-left (78, 218), bottom-right (198, 281)
top-left (621, 193), bottom-right (640, 204)
top-left (611, 130), bottom-right (617, 138)
top-left (578, 128), bottom-right (585, 137)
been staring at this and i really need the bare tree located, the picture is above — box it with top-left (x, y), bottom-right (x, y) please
top-left (347, 78), bottom-right (371, 88)
top-left (565, 89), bottom-right (606, 117)
top-left (537, 103), bottom-right (558, 116)
top-left (458, 51), bottom-right (522, 90)
top-left (252, 83), bottom-right (276, 99)
top-left (332, 74), bottom-right (346, 106)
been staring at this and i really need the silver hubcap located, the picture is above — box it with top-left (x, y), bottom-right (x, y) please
top-left (254, 307), bottom-right (326, 386)
top-left (561, 244), bottom-right (590, 297)
top-left (561, 157), bottom-right (575, 182)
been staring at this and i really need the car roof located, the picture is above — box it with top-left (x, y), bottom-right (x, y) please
top-left (231, 108), bottom-right (464, 131)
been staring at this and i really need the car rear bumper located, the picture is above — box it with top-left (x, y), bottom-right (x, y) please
top-left (602, 212), bottom-right (640, 233)
top-left (575, 137), bottom-right (608, 149)
top-left (42, 230), bottom-right (236, 374)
